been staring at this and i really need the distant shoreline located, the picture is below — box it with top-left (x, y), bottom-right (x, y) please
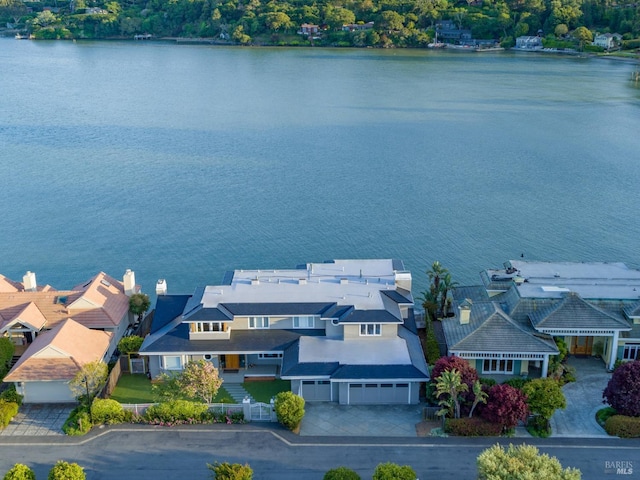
top-left (3, 32), bottom-right (640, 64)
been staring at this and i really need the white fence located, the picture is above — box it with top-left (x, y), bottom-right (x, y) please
top-left (121, 402), bottom-right (273, 421)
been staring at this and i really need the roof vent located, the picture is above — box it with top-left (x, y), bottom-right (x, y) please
top-left (251, 278), bottom-right (260, 285)
top-left (340, 278), bottom-right (349, 285)
top-left (298, 278), bottom-right (307, 285)
top-left (156, 279), bottom-right (167, 296)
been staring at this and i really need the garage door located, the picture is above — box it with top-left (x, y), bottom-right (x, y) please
top-left (301, 380), bottom-right (331, 402)
top-left (348, 383), bottom-right (409, 405)
top-left (24, 381), bottom-right (75, 403)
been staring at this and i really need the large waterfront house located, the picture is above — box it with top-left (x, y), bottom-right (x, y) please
top-left (140, 259), bottom-right (429, 405)
top-left (442, 261), bottom-right (640, 378)
top-left (0, 270), bottom-right (139, 403)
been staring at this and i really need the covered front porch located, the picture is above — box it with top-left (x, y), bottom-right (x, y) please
top-left (219, 361), bottom-right (279, 383)
top-left (546, 331), bottom-right (623, 371)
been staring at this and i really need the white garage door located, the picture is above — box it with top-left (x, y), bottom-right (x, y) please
top-left (24, 381), bottom-right (75, 403)
top-left (301, 380), bottom-right (331, 402)
top-left (348, 383), bottom-right (409, 405)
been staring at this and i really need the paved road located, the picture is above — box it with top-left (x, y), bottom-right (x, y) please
top-left (0, 426), bottom-right (637, 480)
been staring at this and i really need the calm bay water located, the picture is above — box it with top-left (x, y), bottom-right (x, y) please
top-left (1, 39), bottom-right (639, 297)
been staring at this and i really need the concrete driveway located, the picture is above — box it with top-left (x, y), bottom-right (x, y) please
top-left (299, 403), bottom-right (424, 437)
top-left (550, 357), bottom-right (612, 438)
top-left (0, 404), bottom-right (73, 437)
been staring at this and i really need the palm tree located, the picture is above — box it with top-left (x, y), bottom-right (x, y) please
top-left (468, 380), bottom-right (488, 417)
top-left (435, 368), bottom-right (468, 419)
top-left (439, 272), bottom-right (459, 316)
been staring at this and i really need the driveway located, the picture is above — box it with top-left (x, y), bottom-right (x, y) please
top-left (0, 404), bottom-right (73, 437)
top-left (299, 403), bottom-right (424, 437)
top-left (550, 357), bottom-right (612, 438)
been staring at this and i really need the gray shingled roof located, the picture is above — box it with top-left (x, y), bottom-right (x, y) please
top-left (623, 301), bottom-right (640, 319)
top-left (338, 309), bottom-right (402, 324)
top-left (530, 292), bottom-right (631, 331)
top-left (443, 302), bottom-right (557, 354)
top-left (184, 307), bottom-right (232, 322)
top-left (331, 364), bottom-right (428, 380)
top-left (141, 324), bottom-right (321, 353)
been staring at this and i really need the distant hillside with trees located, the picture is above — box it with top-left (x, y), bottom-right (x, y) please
top-left (1, 0), bottom-right (640, 49)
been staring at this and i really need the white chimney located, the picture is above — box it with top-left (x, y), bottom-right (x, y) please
top-left (251, 278), bottom-right (260, 285)
top-left (123, 269), bottom-right (136, 296)
top-left (298, 278), bottom-right (307, 285)
top-left (23, 271), bottom-right (37, 292)
top-left (458, 299), bottom-right (472, 325)
top-left (156, 279), bottom-right (167, 296)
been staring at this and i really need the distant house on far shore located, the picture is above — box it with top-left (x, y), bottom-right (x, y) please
top-left (298, 24), bottom-right (319, 36)
top-left (515, 36), bottom-right (542, 49)
top-left (342, 22), bottom-right (374, 32)
top-left (593, 33), bottom-right (622, 50)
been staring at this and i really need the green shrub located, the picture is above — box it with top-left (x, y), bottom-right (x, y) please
top-left (623, 39), bottom-right (640, 49)
top-left (117, 336), bottom-right (144, 354)
top-left (584, 44), bottom-right (604, 52)
top-left (323, 467), bottom-right (361, 480)
top-left (62, 407), bottom-right (92, 436)
top-left (425, 326), bottom-right (440, 365)
top-left (207, 461), bottom-right (253, 480)
top-left (479, 377), bottom-right (497, 387)
top-left (0, 337), bottom-right (15, 378)
top-left (444, 417), bottom-right (503, 436)
top-left (0, 385), bottom-right (23, 406)
top-left (0, 400), bottom-right (19, 428)
top-left (526, 415), bottom-right (551, 438)
top-left (3, 463), bottom-right (36, 480)
top-left (274, 391), bottom-right (305, 431)
top-left (604, 415), bottom-right (640, 438)
top-left (91, 398), bottom-right (126, 424)
top-left (372, 462), bottom-right (417, 480)
top-left (502, 377), bottom-right (529, 389)
top-left (596, 407), bottom-right (617, 426)
top-left (48, 461), bottom-right (85, 480)
top-left (145, 400), bottom-right (209, 424)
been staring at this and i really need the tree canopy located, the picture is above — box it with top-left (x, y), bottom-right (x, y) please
top-left (69, 361), bottom-right (108, 406)
top-left (522, 378), bottom-right (566, 420)
top-left (603, 360), bottom-right (640, 417)
top-left (477, 443), bottom-right (581, 480)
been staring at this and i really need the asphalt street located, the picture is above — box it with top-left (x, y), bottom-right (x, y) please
top-left (0, 426), bottom-right (638, 480)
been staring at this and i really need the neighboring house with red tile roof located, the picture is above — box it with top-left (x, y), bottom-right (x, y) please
top-left (4, 319), bottom-right (112, 403)
top-left (0, 269), bottom-right (139, 363)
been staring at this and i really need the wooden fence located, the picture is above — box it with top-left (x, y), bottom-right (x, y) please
top-left (99, 357), bottom-right (123, 399)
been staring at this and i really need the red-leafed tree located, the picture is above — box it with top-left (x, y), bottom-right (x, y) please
top-left (481, 384), bottom-right (529, 431)
top-left (432, 356), bottom-right (479, 385)
top-left (603, 360), bottom-right (640, 417)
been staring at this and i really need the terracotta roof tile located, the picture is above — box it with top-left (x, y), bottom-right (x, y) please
top-left (0, 272), bottom-right (129, 330)
top-left (4, 318), bottom-right (111, 382)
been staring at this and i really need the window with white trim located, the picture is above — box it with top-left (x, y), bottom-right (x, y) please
top-left (163, 356), bottom-right (182, 370)
top-left (293, 316), bottom-right (314, 328)
top-left (483, 359), bottom-right (514, 374)
top-left (190, 322), bottom-right (226, 332)
top-left (359, 323), bottom-right (381, 336)
top-left (249, 317), bottom-right (269, 329)
top-left (623, 343), bottom-right (640, 361)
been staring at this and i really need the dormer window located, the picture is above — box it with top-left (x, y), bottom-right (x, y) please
top-left (249, 317), bottom-right (270, 329)
top-left (190, 322), bottom-right (226, 333)
top-left (360, 324), bottom-right (381, 336)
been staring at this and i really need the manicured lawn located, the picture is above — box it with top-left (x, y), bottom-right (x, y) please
top-left (242, 379), bottom-right (291, 403)
top-left (110, 374), bottom-right (154, 403)
top-left (110, 373), bottom-right (234, 404)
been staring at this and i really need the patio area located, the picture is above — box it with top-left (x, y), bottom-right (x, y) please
top-left (220, 364), bottom-right (279, 383)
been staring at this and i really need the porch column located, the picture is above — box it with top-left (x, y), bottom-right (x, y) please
top-left (541, 356), bottom-right (549, 378)
top-left (608, 331), bottom-right (620, 371)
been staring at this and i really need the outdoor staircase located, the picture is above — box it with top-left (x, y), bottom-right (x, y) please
top-left (223, 383), bottom-right (255, 404)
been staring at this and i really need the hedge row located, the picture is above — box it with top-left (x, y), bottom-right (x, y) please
top-left (605, 415), bottom-right (640, 438)
top-left (444, 417), bottom-right (503, 436)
